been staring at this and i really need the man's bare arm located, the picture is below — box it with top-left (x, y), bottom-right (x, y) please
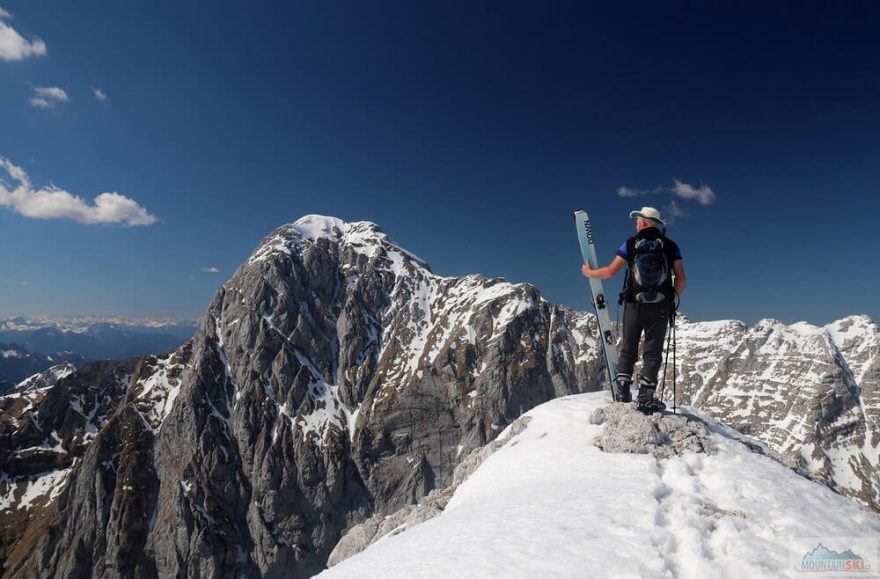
top-left (581, 256), bottom-right (627, 280)
top-left (673, 259), bottom-right (686, 296)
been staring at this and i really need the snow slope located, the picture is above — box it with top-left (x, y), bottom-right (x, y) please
top-left (321, 392), bottom-right (880, 578)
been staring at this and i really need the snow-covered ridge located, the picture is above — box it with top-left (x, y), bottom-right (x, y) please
top-left (752, 314), bottom-right (876, 346)
top-left (321, 393), bottom-right (880, 578)
top-left (7, 363), bottom-right (76, 395)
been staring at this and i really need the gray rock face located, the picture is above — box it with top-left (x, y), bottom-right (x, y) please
top-left (327, 415), bottom-right (532, 567)
top-left (660, 315), bottom-right (880, 512)
top-left (1, 216), bottom-right (602, 578)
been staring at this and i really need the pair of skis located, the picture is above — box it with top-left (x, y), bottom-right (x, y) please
top-left (573, 210), bottom-right (623, 401)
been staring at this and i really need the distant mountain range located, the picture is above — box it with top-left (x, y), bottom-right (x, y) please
top-left (0, 316), bottom-right (198, 361)
top-left (0, 317), bottom-right (198, 394)
top-left (0, 316), bottom-right (198, 334)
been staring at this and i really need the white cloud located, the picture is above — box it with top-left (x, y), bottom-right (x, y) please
top-left (616, 179), bottom-right (717, 206)
top-left (28, 96), bottom-right (52, 109)
top-left (0, 156), bottom-right (158, 226)
top-left (34, 86), bottom-right (68, 101)
top-left (615, 184), bottom-right (666, 199)
top-left (616, 186), bottom-right (647, 198)
top-left (672, 179), bottom-right (716, 205)
top-left (0, 9), bottom-right (47, 61)
top-left (663, 200), bottom-right (686, 224)
top-left (28, 86), bottom-right (68, 109)
top-left (93, 87), bottom-right (107, 101)
top-left (201, 266), bottom-right (220, 273)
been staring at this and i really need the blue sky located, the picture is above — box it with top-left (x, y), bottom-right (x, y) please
top-left (0, 1), bottom-right (877, 324)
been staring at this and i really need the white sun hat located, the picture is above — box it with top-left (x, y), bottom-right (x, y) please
top-left (629, 206), bottom-right (665, 226)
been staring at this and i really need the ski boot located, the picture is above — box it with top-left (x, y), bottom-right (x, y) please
top-left (612, 373), bottom-right (632, 403)
top-left (637, 376), bottom-right (666, 414)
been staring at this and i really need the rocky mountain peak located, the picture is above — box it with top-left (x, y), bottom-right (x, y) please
top-left (248, 215), bottom-right (430, 275)
top-left (290, 214), bottom-right (349, 241)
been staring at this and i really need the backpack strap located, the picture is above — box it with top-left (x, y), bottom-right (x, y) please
top-left (618, 265), bottom-right (630, 305)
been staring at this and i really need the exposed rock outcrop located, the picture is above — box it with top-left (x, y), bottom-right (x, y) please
top-left (592, 404), bottom-right (715, 458)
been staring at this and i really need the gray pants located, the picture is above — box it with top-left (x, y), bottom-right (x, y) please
top-left (619, 301), bottom-right (670, 384)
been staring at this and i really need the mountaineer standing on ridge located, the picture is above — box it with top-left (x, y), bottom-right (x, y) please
top-left (581, 207), bottom-right (686, 413)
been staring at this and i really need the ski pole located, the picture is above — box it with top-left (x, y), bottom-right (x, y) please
top-left (672, 309), bottom-right (677, 414)
top-left (659, 314), bottom-right (672, 403)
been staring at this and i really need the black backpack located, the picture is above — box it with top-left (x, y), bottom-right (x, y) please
top-left (628, 237), bottom-right (669, 303)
